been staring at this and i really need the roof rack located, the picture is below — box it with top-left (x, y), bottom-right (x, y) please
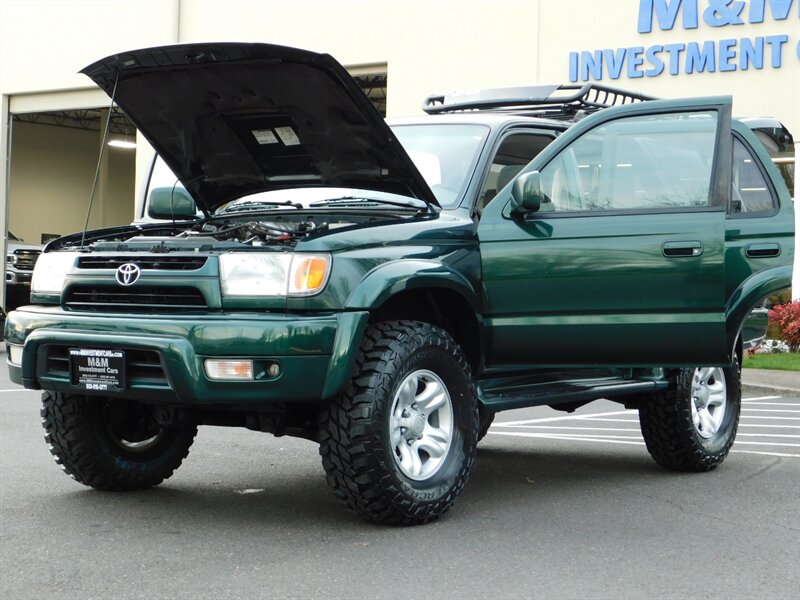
top-left (422, 84), bottom-right (657, 121)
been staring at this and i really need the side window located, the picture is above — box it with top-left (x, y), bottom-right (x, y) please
top-left (478, 133), bottom-right (553, 211)
top-left (538, 111), bottom-right (718, 213)
top-left (730, 137), bottom-right (776, 215)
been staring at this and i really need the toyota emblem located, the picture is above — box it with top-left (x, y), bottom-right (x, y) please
top-left (115, 263), bottom-right (141, 286)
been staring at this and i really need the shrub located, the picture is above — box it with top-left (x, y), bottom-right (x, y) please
top-left (768, 301), bottom-right (800, 352)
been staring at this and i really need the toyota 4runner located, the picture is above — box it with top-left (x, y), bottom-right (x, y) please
top-left (4, 43), bottom-right (795, 525)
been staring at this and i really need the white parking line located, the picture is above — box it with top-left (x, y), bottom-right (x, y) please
top-left (569, 418), bottom-right (640, 423)
top-left (741, 408), bottom-right (800, 413)
top-left (737, 434), bottom-right (799, 438)
top-left (739, 424), bottom-right (800, 429)
top-left (732, 450), bottom-right (800, 458)
top-left (736, 415), bottom-right (800, 421)
top-left (493, 409), bottom-right (636, 426)
top-left (489, 431), bottom-right (646, 445)
top-left (498, 425), bottom-right (641, 432)
top-left (730, 441), bottom-right (800, 447)
top-left (0, 388), bottom-right (37, 393)
top-left (491, 397), bottom-right (800, 458)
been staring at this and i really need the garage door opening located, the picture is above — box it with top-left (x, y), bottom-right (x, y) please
top-left (4, 106), bottom-right (136, 312)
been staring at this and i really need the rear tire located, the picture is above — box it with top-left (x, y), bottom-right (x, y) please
top-left (319, 321), bottom-right (479, 525)
top-left (42, 392), bottom-right (197, 491)
top-left (639, 365), bottom-right (741, 472)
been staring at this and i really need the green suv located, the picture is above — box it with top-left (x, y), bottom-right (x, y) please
top-left (4, 43), bottom-right (795, 525)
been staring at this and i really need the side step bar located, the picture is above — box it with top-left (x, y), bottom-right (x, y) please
top-left (477, 375), bottom-right (669, 412)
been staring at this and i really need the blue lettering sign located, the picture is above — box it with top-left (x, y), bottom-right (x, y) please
top-left (581, 50), bottom-right (604, 80)
top-left (718, 38), bottom-right (738, 70)
top-left (569, 52), bottom-right (579, 82)
top-left (604, 48), bottom-right (627, 79)
top-left (627, 46), bottom-right (646, 77)
top-left (571, 2), bottom-right (796, 82)
top-left (663, 43), bottom-right (687, 74)
top-left (685, 41), bottom-right (717, 72)
top-left (638, 0), bottom-right (699, 32)
top-left (645, 45), bottom-right (666, 75)
top-left (749, 0), bottom-right (795, 23)
top-left (739, 37), bottom-right (765, 69)
top-left (703, 0), bottom-right (746, 26)
top-left (765, 34), bottom-right (789, 66)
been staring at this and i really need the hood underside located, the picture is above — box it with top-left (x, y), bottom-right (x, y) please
top-left (81, 42), bottom-right (438, 212)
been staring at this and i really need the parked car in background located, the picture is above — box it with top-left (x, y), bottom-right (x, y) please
top-left (5, 231), bottom-right (41, 313)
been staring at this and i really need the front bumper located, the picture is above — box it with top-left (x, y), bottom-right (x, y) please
top-left (5, 270), bottom-right (32, 285)
top-left (5, 306), bottom-right (368, 405)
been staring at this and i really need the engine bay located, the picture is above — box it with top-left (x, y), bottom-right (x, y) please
top-left (177, 218), bottom-right (352, 246)
top-left (49, 211), bottom-right (407, 252)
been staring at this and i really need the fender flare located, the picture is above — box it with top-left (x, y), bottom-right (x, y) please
top-left (725, 265), bottom-right (792, 355)
top-left (345, 259), bottom-right (481, 313)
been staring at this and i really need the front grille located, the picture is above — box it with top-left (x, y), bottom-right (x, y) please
top-left (12, 249), bottom-right (40, 271)
top-left (64, 285), bottom-right (207, 311)
top-left (42, 345), bottom-right (166, 383)
top-left (77, 256), bottom-right (208, 270)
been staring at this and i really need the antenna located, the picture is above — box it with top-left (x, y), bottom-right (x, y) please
top-left (80, 74), bottom-right (120, 250)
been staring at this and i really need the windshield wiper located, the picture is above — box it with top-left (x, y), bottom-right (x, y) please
top-left (309, 196), bottom-right (432, 212)
top-left (218, 200), bottom-right (304, 214)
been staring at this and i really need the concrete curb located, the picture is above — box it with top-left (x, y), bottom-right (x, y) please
top-left (742, 383), bottom-right (799, 397)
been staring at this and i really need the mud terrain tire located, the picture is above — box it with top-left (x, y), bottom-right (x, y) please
top-left (320, 321), bottom-right (479, 525)
top-left (42, 392), bottom-right (197, 491)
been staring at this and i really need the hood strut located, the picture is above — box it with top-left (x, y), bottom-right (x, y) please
top-left (80, 74), bottom-right (119, 250)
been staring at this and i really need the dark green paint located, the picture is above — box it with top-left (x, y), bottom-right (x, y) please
top-left (6, 306), bottom-right (368, 403)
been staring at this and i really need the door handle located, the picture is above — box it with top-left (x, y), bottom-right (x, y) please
top-left (746, 243), bottom-right (780, 258)
top-left (662, 241), bottom-right (703, 257)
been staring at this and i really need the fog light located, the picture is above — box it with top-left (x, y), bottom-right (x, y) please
top-left (204, 359), bottom-right (254, 380)
top-left (267, 362), bottom-right (281, 378)
top-left (8, 344), bottom-right (23, 367)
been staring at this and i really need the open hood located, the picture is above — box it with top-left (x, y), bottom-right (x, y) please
top-left (82, 42), bottom-right (438, 213)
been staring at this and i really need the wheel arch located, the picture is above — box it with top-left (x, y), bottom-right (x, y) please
top-left (345, 260), bottom-right (484, 372)
top-left (725, 264), bottom-right (792, 358)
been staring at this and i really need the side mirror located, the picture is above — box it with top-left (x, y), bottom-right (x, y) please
top-left (510, 171), bottom-right (545, 217)
top-left (147, 186), bottom-right (197, 220)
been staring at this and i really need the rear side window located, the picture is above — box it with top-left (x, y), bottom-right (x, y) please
top-left (538, 111), bottom-right (718, 213)
top-left (730, 137), bottom-right (776, 216)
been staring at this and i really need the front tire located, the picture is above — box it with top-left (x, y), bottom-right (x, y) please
top-left (639, 365), bottom-right (741, 472)
top-left (42, 392), bottom-right (197, 491)
top-left (319, 321), bottom-right (479, 525)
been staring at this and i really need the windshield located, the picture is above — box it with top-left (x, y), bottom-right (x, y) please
top-left (390, 124), bottom-right (489, 208)
top-left (145, 156), bottom-right (428, 217)
top-left (146, 123), bottom-right (489, 215)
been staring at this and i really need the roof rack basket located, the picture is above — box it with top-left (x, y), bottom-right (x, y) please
top-left (422, 84), bottom-right (656, 120)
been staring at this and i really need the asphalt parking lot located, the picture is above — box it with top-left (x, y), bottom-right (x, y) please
top-left (1, 361), bottom-right (798, 599)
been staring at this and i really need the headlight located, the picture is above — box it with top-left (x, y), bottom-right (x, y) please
top-left (30, 252), bottom-right (77, 294)
top-left (219, 253), bottom-right (331, 297)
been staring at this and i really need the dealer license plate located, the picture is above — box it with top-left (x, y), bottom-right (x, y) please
top-left (69, 349), bottom-right (126, 392)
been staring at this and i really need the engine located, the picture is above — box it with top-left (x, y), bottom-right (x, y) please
top-left (182, 220), bottom-right (326, 245)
